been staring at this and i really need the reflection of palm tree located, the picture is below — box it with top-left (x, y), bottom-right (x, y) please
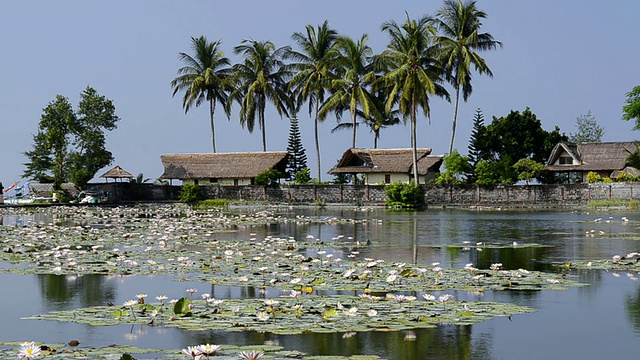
top-left (288, 21), bottom-right (339, 180)
top-left (171, 36), bottom-right (233, 153)
top-left (625, 286), bottom-right (640, 332)
top-left (380, 14), bottom-right (449, 183)
top-left (231, 40), bottom-right (291, 151)
top-left (435, 0), bottom-right (502, 154)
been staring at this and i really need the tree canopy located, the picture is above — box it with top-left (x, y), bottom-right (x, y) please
top-left (569, 111), bottom-right (604, 143)
top-left (622, 85), bottom-right (640, 129)
top-left (23, 86), bottom-right (119, 190)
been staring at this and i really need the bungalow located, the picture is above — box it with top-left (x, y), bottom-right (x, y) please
top-left (328, 148), bottom-right (443, 185)
top-left (545, 142), bottom-right (639, 182)
top-left (160, 152), bottom-right (288, 186)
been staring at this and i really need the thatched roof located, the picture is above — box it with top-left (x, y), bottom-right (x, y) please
top-left (160, 152), bottom-right (288, 180)
top-left (100, 165), bottom-right (134, 179)
top-left (328, 148), bottom-right (442, 175)
top-left (546, 142), bottom-right (638, 172)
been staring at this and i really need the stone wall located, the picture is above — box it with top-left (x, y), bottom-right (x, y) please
top-left (87, 182), bottom-right (640, 207)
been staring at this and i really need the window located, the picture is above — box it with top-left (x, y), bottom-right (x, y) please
top-left (193, 179), bottom-right (199, 185)
top-left (209, 178), bottom-right (219, 183)
top-left (558, 156), bottom-right (573, 165)
top-left (234, 179), bottom-right (239, 186)
top-left (384, 174), bottom-right (391, 184)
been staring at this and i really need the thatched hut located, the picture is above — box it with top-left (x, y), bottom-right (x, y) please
top-left (160, 152), bottom-right (288, 185)
top-left (546, 142), bottom-right (639, 182)
top-left (100, 166), bottom-right (134, 182)
top-left (329, 148), bottom-right (443, 184)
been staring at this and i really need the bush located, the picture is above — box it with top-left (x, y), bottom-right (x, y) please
top-left (293, 168), bottom-right (312, 185)
top-left (586, 172), bottom-right (601, 183)
top-left (254, 168), bottom-right (283, 186)
top-left (615, 171), bottom-right (636, 182)
top-left (179, 184), bottom-right (200, 204)
top-left (385, 182), bottom-right (424, 207)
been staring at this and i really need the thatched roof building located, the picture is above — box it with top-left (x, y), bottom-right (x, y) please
top-left (100, 165), bottom-right (134, 182)
top-left (546, 142), bottom-right (639, 181)
top-left (329, 148), bottom-right (443, 184)
top-left (160, 152), bottom-right (288, 185)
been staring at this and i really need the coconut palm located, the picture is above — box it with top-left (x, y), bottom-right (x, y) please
top-left (287, 21), bottom-right (339, 181)
top-left (319, 35), bottom-right (380, 149)
top-left (380, 14), bottom-right (449, 183)
top-left (231, 40), bottom-right (291, 151)
top-left (170, 36), bottom-right (233, 153)
top-left (435, 0), bottom-right (502, 154)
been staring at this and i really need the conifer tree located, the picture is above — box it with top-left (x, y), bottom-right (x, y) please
top-left (286, 114), bottom-right (308, 179)
top-left (467, 108), bottom-right (485, 168)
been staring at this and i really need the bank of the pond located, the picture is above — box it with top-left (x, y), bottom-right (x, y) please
top-left (4, 182), bottom-right (640, 208)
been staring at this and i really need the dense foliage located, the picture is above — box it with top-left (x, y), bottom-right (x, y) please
top-left (254, 168), bottom-right (284, 186)
top-left (622, 85), bottom-right (640, 129)
top-left (179, 184), bottom-right (200, 204)
top-left (23, 86), bottom-right (119, 190)
top-left (385, 181), bottom-right (424, 207)
top-left (569, 111), bottom-right (604, 143)
top-left (286, 114), bottom-right (308, 179)
top-left (436, 151), bottom-right (471, 185)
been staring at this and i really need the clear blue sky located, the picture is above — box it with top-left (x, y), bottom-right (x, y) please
top-left (1, 0), bottom-right (638, 187)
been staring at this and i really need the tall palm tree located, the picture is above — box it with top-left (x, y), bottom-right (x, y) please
top-left (435, 0), bottom-right (502, 154)
top-left (287, 21), bottom-right (339, 181)
top-left (319, 35), bottom-right (379, 149)
top-left (170, 36), bottom-right (233, 153)
top-left (230, 40), bottom-right (291, 151)
top-left (380, 14), bottom-right (449, 183)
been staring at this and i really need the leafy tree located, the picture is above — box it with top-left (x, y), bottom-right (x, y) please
top-left (130, 173), bottom-right (150, 184)
top-left (474, 108), bottom-right (567, 184)
top-left (622, 85), bottom-right (640, 129)
top-left (180, 184), bottom-right (200, 204)
top-left (231, 40), bottom-right (291, 151)
top-left (171, 36), bottom-right (233, 153)
top-left (569, 111), bottom-right (604, 143)
top-left (254, 168), bottom-right (284, 186)
top-left (319, 35), bottom-right (379, 148)
top-left (380, 14), bottom-right (449, 183)
top-left (474, 158), bottom-right (515, 185)
top-left (288, 21), bottom-right (339, 181)
top-left (385, 181), bottom-right (424, 207)
top-left (513, 158), bottom-right (545, 184)
top-left (23, 87), bottom-right (119, 190)
top-left (331, 173), bottom-right (350, 184)
top-left (293, 167), bottom-right (312, 184)
top-left (435, 150), bottom-right (471, 185)
top-left (286, 114), bottom-right (308, 179)
top-left (435, 0), bottom-right (502, 154)
top-left (467, 108), bottom-right (485, 176)
top-left (625, 142), bottom-right (640, 169)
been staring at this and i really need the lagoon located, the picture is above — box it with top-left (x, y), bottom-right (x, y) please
top-left (0, 206), bottom-right (639, 359)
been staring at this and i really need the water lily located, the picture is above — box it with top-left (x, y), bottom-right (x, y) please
top-left (256, 311), bottom-right (270, 321)
top-left (344, 307), bottom-right (358, 317)
top-left (438, 294), bottom-right (454, 310)
top-left (612, 255), bottom-right (622, 263)
top-left (182, 345), bottom-right (201, 359)
top-left (123, 299), bottom-right (138, 319)
top-left (422, 293), bottom-right (436, 301)
top-left (18, 341), bottom-right (41, 359)
top-left (367, 309), bottom-right (378, 317)
top-left (239, 350), bottom-right (264, 360)
top-left (196, 343), bottom-right (221, 358)
top-left (490, 263), bottom-right (502, 271)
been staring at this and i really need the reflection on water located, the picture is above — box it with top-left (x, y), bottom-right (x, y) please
top-left (1, 208), bottom-right (639, 359)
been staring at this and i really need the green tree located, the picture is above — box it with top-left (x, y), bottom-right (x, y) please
top-left (171, 36), bottom-right (233, 153)
top-left (23, 87), bottom-right (119, 190)
top-left (467, 108), bottom-right (485, 173)
top-left (287, 21), bottom-right (339, 181)
top-left (622, 85), bottom-right (640, 129)
top-left (254, 168), bottom-right (283, 185)
top-left (569, 110), bottom-right (604, 143)
top-left (293, 167), bottom-right (312, 184)
top-left (435, 0), bottom-right (502, 154)
top-left (380, 14), bottom-right (449, 183)
top-left (130, 173), bottom-right (150, 184)
top-left (286, 114), bottom-right (308, 179)
top-left (435, 150), bottom-right (471, 185)
top-left (513, 157), bottom-right (545, 184)
top-left (319, 35), bottom-right (379, 148)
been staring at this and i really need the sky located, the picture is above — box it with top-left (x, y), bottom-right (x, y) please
top-left (1, 0), bottom-right (639, 188)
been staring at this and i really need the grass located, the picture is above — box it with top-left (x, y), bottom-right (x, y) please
top-left (587, 199), bottom-right (640, 209)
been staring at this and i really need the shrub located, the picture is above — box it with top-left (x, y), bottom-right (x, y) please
top-left (385, 182), bottom-right (424, 207)
top-left (179, 184), bottom-right (200, 204)
top-left (293, 168), bottom-right (312, 185)
top-left (254, 168), bottom-right (283, 186)
top-left (586, 172), bottom-right (601, 183)
top-left (615, 171), bottom-right (636, 182)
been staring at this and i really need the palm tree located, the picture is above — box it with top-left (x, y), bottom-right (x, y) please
top-left (435, 0), bottom-right (502, 154)
top-left (319, 35), bottom-right (379, 149)
top-left (287, 21), bottom-right (339, 181)
top-left (230, 40), bottom-right (291, 152)
top-left (380, 14), bottom-right (449, 183)
top-left (170, 36), bottom-right (233, 153)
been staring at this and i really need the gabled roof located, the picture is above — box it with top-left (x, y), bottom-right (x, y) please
top-left (328, 148), bottom-right (441, 175)
top-left (100, 165), bottom-right (134, 179)
top-left (546, 141), bottom-right (638, 171)
top-left (160, 152), bottom-right (288, 180)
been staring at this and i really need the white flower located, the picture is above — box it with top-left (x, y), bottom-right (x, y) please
top-left (386, 274), bottom-right (397, 283)
top-left (367, 309), bottom-right (378, 317)
top-left (438, 294), bottom-right (454, 303)
top-left (612, 255), bottom-right (622, 263)
top-left (422, 293), bottom-right (436, 301)
top-left (344, 307), bottom-right (358, 317)
top-left (196, 343), bottom-right (221, 356)
top-left (123, 300), bottom-right (138, 307)
top-left (18, 342), bottom-right (41, 359)
top-left (256, 312), bottom-right (270, 321)
top-left (490, 263), bottom-right (502, 270)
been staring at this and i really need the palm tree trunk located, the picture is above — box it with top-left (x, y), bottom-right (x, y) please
top-left (351, 107), bottom-right (357, 149)
top-left (374, 130), bottom-right (379, 149)
top-left (260, 98), bottom-right (267, 152)
top-left (448, 85), bottom-right (460, 155)
top-left (209, 99), bottom-right (216, 153)
top-left (411, 105), bottom-right (419, 184)
top-left (314, 101), bottom-right (322, 181)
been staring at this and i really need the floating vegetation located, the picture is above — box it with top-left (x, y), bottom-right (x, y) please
top-left (554, 252), bottom-right (640, 273)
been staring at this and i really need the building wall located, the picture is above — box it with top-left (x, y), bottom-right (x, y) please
top-left (183, 178), bottom-right (253, 186)
top-left (364, 173), bottom-right (433, 185)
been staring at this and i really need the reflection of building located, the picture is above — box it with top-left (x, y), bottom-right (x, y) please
top-left (160, 152), bottom-right (289, 186)
top-left (546, 142), bottom-right (638, 182)
top-left (329, 148), bottom-right (443, 184)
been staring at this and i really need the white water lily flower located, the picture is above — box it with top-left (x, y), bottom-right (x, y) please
top-left (367, 309), bottom-right (378, 317)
